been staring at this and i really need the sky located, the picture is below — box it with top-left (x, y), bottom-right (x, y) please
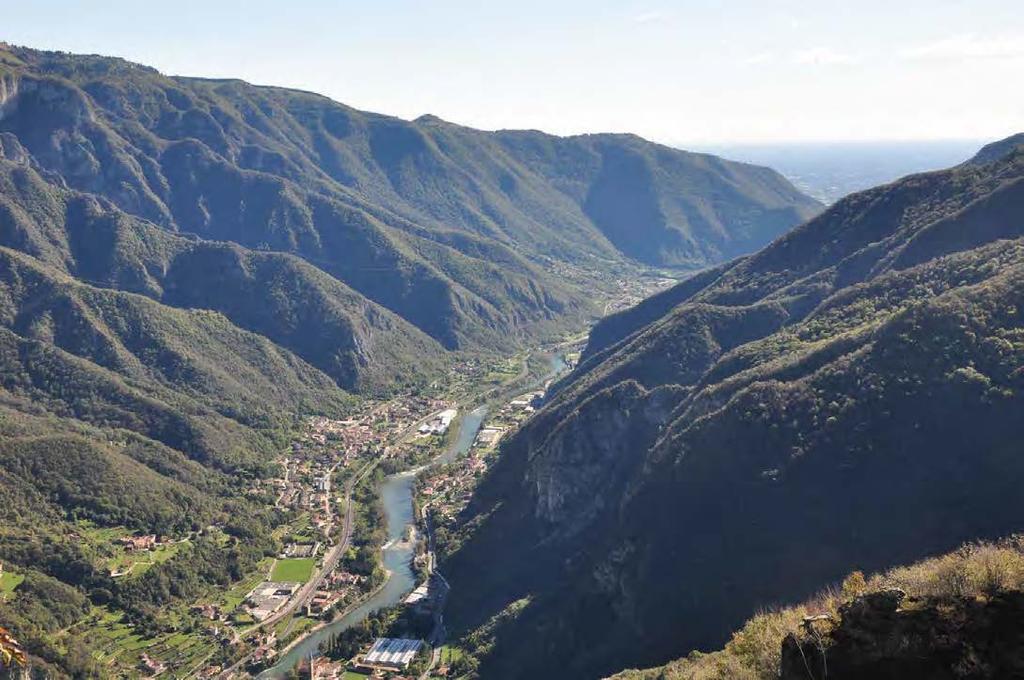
top-left (2, 0), bottom-right (1022, 144)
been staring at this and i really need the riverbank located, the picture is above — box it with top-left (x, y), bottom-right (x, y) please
top-left (257, 346), bottom-right (576, 678)
top-left (258, 402), bottom-right (492, 677)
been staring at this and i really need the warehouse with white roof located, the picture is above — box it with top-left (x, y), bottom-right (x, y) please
top-left (360, 637), bottom-right (424, 671)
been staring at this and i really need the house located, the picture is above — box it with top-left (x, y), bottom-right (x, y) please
top-left (121, 535), bottom-right (157, 552)
top-left (308, 590), bottom-right (342, 616)
top-left (311, 656), bottom-right (346, 679)
top-left (191, 604), bottom-right (221, 620)
top-left (139, 653), bottom-right (167, 676)
top-left (475, 427), bottom-right (504, 447)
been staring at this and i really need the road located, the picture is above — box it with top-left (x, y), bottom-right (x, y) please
top-left (217, 467), bottom-right (362, 678)
top-left (215, 350), bottom-right (575, 678)
top-left (216, 404), bottom-right (458, 678)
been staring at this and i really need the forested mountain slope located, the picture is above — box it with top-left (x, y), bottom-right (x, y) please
top-left (0, 45), bottom-right (818, 356)
top-left (443, 135), bottom-right (1024, 679)
top-left (0, 43), bottom-right (820, 677)
top-left (0, 157), bottom-right (445, 394)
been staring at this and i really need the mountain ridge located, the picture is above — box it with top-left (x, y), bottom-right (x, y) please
top-left (443, 135), bottom-right (1024, 679)
top-left (0, 43), bottom-right (825, 679)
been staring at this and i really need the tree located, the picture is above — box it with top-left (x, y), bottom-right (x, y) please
top-left (451, 653), bottom-right (479, 678)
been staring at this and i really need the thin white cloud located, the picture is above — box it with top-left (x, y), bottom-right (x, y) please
top-left (791, 47), bottom-right (861, 66)
top-left (741, 51), bottom-right (775, 65)
top-left (900, 33), bottom-right (1024, 61)
top-left (632, 11), bottom-right (665, 25)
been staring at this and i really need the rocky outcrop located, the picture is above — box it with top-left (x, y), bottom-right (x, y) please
top-left (781, 591), bottom-right (1024, 680)
top-left (444, 138), bottom-right (1024, 679)
top-left (0, 132), bottom-right (29, 164)
top-left (0, 72), bottom-right (19, 120)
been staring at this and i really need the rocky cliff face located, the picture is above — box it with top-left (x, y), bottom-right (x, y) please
top-left (444, 135), bottom-right (1024, 679)
top-left (0, 72), bottom-right (19, 116)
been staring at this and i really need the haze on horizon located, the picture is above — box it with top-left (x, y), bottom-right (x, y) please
top-left (4, 0), bottom-right (1023, 145)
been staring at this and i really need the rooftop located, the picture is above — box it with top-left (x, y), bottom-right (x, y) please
top-left (362, 637), bottom-right (423, 669)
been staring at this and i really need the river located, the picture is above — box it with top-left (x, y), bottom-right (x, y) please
top-left (262, 352), bottom-right (567, 677)
top-left (262, 406), bottom-right (488, 677)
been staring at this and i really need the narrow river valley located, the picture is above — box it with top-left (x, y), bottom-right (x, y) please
top-left (262, 355), bottom-right (566, 677)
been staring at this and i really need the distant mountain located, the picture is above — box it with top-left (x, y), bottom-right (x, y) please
top-left (0, 44), bottom-right (821, 678)
top-left (443, 134), bottom-right (1024, 678)
top-left (694, 140), bottom-right (982, 204)
top-left (0, 46), bottom-right (819, 356)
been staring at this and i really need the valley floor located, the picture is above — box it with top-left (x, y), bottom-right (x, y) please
top-left (0, 273), bottom-right (672, 680)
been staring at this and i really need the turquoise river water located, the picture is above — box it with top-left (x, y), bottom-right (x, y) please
top-left (262, 352), bottom-right (566, 676)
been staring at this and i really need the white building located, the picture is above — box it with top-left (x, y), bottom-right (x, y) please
top-left (361, 638), bottom-right (424, 671)
top-left (418, 408), bottom-right (458, 435)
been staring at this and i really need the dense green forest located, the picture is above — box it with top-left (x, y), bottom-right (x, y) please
top-left (0, 41), bottom-right (846, 679)
top-left (0, 44), bottom-right (817, 357)
top-left (443, 135), bottom-right (1024, 678)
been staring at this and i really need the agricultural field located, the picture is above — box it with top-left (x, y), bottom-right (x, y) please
top-left (270, 558), bottom-right (316, 582)
top-left (480, 357), bottom-right (523, 386)
top-left (107, 541), bottom-right (185, 578)
top-left (0, 568), bottom-right (24, 598)
top-left (276, 512), bottom-right (318, 545)
top-left (84, 606), bottom-right (220, 679)
top-left (73, 521), bottom-right (189, 579)
top-left (274, 613), bottom-right (320, 641)
top-left (430, 645), bottom-right (469, 679)
top-left (215, 559), bottom-right (275, 611)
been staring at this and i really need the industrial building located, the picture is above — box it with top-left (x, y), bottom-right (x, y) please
top-left (358, 638), bottom-right (424, 672)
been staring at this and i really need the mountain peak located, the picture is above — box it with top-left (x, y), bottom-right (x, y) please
top-left (967, 131), bottom-right (1024, 166)
top-left (413, 113), bottom-right (446, 124)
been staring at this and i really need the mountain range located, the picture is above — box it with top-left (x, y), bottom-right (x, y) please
top-left (442, 133), bottom-right (1024, 678)
top-left (0, 44), bottom-right (820, 678)
top-left (0, 44), bottom-right (819, 371)
top-left (0, 39), bottom-right (821, 531)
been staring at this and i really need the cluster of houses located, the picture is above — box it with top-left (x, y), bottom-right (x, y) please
top-left (419, 387), bottom-right (552, 525)
top-left (109, 534), bottom-right (176, 578)
top-left (188, 393), bottom-right (474, 678)
top-left (120, 534), bottom-right (165, 552)
top-left (249, 631), bottom-right (279, 668)
top-left (307, 415), bottom-right (379, 451)
top-left (266, 451), bottom-right (342, 543)
top-left (307, 568), bottom-right (366, 618)
top-left (374, 396), bottom-right (451, 428)
top-left (190, 603), bottom-right (223, 621)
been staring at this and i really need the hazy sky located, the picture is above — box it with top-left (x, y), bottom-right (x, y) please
top-left (3, 0), bottom-right (1022, 143)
